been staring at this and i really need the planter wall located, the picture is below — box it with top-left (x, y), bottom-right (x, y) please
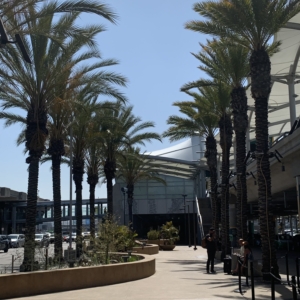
top-left (160, 244), bottom-right (175, 251)
top-left (0, 254), bottom-right (155, 300)
top-left (147, 239), bottom-right (160, 246)
top-left (133, 244), bottom-right (159, 255)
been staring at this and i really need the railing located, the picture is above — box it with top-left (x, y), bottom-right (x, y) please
top-left (232, 253), bottom-right (300, 300)
top-left (195, 195), bottom-right (205, 239)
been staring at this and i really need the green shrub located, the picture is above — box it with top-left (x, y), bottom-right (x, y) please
top-left (160, 221), bottom-right (179, 245)
top-left (115, 225), bottom-right (138, 252)
top-left (147, 229), bottom-right (160, 240)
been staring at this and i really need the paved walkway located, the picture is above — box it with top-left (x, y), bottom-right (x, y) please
top-left (15, 246), bottom-right (298, 300)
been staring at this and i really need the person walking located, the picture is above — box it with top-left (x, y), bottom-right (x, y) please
top-left (205, 227), bottom-right (217, 274)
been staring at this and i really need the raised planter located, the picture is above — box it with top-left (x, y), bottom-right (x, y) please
top-left (147, 239), bottom-right (160, 246)
top-left (160, 244), bottom-right (175, 251)
top-left (133, 244), bottom-right (159, 255)
top-left (0, 253), bottom-right (155, 299)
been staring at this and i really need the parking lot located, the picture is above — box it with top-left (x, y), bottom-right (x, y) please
top-left (0, 242), bottom-right (73, 274)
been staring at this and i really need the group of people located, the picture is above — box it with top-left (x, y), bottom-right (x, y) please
top-left (204, 228), bottom-right (253, 275)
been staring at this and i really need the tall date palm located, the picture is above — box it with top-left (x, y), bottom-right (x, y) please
top-left (163, 97), bottom-right (220, 236)
top-left (185, 0), bottom-right (300, 276)
top-left (0, 1), bottom-right (118, 271)
top-left (182, 39), bottom-right (251, 241)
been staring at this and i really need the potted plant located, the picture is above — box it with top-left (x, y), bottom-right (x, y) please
top-left (159, 221), bottom-right (179, 250)
top-left (147, 229), bottom-right (160, 246)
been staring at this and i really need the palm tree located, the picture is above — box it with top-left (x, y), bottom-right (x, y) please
top-left (40, 13), bottom-right (111, 260)
top-left (1, 0), bottom-right (117, 38)
top-left (182, 39), bottom-right (251, 241)
top-left (185, 0), bottom-right (300, 276)
top-left (0, 3), bottom-right (118, 271)
top-left (163, 98), bottom-right (220, 238)
top-left (85, 142), bottom-right (102, 244)
top-left (98, 105), bottom-right (161, 216)
top-left (116, 146), bottom-right (166, 226)
top-left (183, 83), bottom-right (232, 255)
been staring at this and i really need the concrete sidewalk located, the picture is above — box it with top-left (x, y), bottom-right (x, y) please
top-left (15, 246), bottom-right (297, 300)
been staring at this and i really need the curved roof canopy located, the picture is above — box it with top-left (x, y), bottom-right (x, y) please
top-left (145, 136), bottom-right (207, 179)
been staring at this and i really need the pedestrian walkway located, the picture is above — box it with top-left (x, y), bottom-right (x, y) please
top-left (14, 246), bottom-right (298, 300)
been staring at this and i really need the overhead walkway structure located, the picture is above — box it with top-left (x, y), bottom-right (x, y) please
top-left (0, 187), bottom-right (107, 233)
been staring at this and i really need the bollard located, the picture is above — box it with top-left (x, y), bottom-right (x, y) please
top-left (11, 255), bottom-right (14, 273)
top-left (250, 261), bottom-right (255, 300)
top-left (271, 267), bottom-right (275, 300)
top-left (234, 257), bottom-right (246, 294)
top-left (292, 276), bottom-right (297, 300)
top-left (286, 253), bottom-right (290, 285)
top-left (238, 257), bottom-right (242, 294)
top-left (245, 263), bottom-right (249, 287)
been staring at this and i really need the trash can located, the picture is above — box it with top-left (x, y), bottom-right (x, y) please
top-left (223, 257), bottom-right (232, 274)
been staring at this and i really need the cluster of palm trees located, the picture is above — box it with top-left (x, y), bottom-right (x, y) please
top-left (0, 1), bottom-right (162, 271)
top-left (163, 0), bottom-right (300, 278)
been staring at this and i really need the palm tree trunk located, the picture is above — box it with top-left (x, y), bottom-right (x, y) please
top-left (231, 87), bottom-right (248, 240)
top-left (87, 174), bottom-right (98, 245)
top-left (250, 49), bottom-right (278, 278)
top-left (205, 135), bottom-right (219, 239)
top-left (23, 107), bottom-right (47, 271)
top-left (106, 176), bottom-right (113, 217)
top-left (127, 184), bottom-right (134, 228)
top-left (73, 157), bottom-right (84, 258)
top-left (23, 156), bottom-right (39, 271)
top-left (51, 154), bottom-right (63, 259)
top-left (104, 159), bottom-right (116, 216)
top-left (219, 113), bottom-right (232, 256)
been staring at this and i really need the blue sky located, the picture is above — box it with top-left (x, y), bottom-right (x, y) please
top-left (0, 0), bottom-right (208, 200)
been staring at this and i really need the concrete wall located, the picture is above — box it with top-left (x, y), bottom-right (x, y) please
top-left (0, 254), bottom-right (155, 300)
top-left (133, 244), bottom-right (159, 255)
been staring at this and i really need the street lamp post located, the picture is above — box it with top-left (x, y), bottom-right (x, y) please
top-left (187, 205), bottom-right (191, 247)
top-left (182, 194), bottom-right (187, 245)
top-left (180, 205), bottom-right (191, 248)
top-left (187, 200), bottom-right (197, 250)
top-left (69, 124), bottom-right (73, 250)
top-left (0, 17), bottom-right (32, 63)
top-left (121, 187), bottom-right (128, 225)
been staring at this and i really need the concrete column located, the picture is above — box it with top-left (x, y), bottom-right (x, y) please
top-left (246, 127), bottom-right (250, 153)
top-left (296, 176), bottom-right (300, 221)
top-left (233, 138), bottom-right (236, 170)
top-left (217, 156), bottom-right (221, 184)
top-left (12, 206), bottom-right (16, 233)
top-left (288, 67), bottom-right (297, 126)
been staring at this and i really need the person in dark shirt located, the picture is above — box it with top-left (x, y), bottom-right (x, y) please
top-left (205, 227), bottom-right (217, 274)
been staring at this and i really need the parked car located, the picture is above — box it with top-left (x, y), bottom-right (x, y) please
top-left (62, 232), bottom-right (70, 242)
top-left (0, 235), bottom-right (12, 248)
top-left (35, 234), bottom-right (50, 247)
top-left (0, 235), bottom-right (9, 252)
top-left (65, 233), bottom-right (77, 243)
top-left (82, 232), bottom-right (90, 239)
top-left (8, 234), bottom-right (25, 248)
top-left (49, 233), bottom-right (55, 243)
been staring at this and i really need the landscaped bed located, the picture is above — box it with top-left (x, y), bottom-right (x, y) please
top-left (0, 252), bottom-right (155, 299)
